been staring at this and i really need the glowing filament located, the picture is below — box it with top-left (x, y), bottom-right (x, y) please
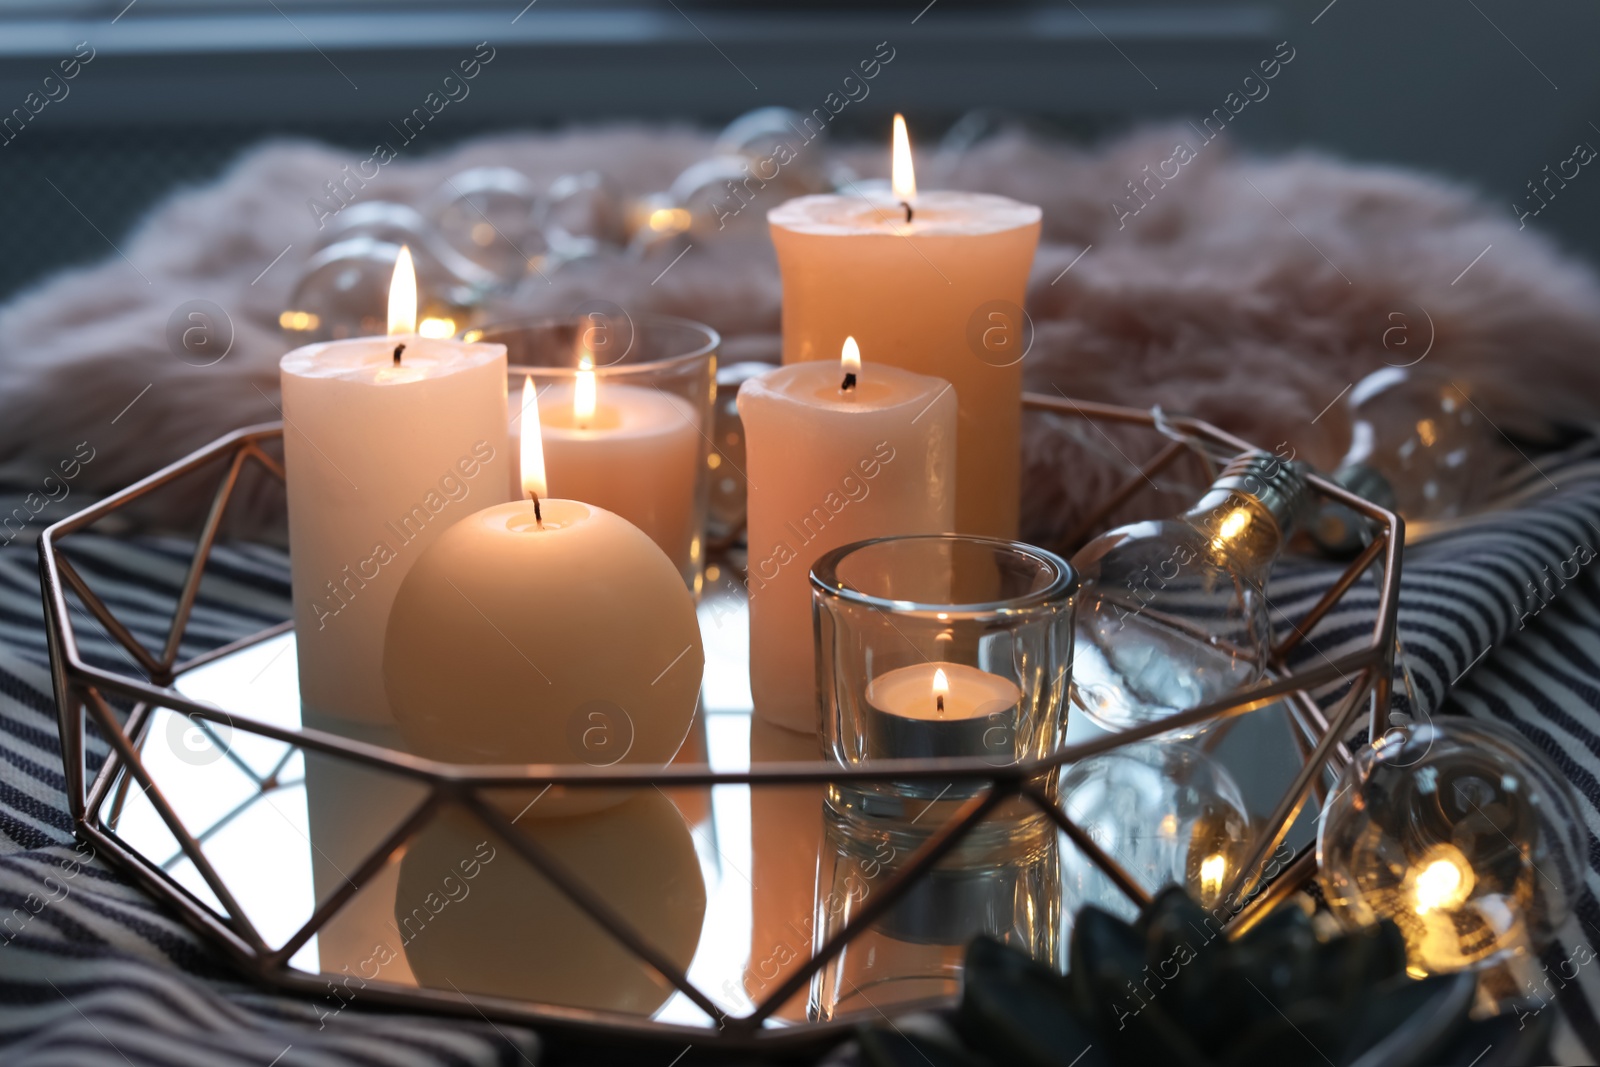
top-left (519, 376), bottom-right (548, 501)
top-left (1200, 853), bottom-right (1226, 901)
top-left (1413, 854), bottom-right (1472, 914)
top-left (892, 113), bottom-right (917, 202)
top-left (387, 245), bottom-right (417, 337)
top-left (574, 352), bottom-right (597, 425)
top-left (1213, 507), bottom-right (1253, 549)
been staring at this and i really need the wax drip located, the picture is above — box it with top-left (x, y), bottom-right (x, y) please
top-left (841, 371), bottom-right (857, 392)
top-left (392, 343), bottom-right (406, 365)
top-left (900, 200), bottom-right (913, 224)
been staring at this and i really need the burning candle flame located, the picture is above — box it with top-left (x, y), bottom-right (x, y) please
top-left (892, 114), bottom-right (917, 202)
top-left (841, 337), bottom-right (861, 374)
top-left (387, 245), bottom-right (417, 337)
top-left (574, 351), bottom-right (597, 425)
top-left (932, 666), bottom-right (948, 715)
top-left (519, 376), bottom-right (548, 501)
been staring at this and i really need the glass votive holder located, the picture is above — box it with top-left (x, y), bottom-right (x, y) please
top-left (474, 313), bottom-right (719, 593)
top-left (811, 535), bottom-right (1077, 812)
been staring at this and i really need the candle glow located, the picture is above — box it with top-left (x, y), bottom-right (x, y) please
top-left (575, 351), bottom-right (598, 426)
top-left (841, 337), bottom-right (861, 375)
top-left (891, 113), bottom-right (917, 203)
top-left (387, 245), bottom-right (417, 337)
top-left (519, 376), bottom-right (548, 501)
top-left (933, 666), bottom-right (949, 715)
top-left (840, 336), bottom-right (861, 392)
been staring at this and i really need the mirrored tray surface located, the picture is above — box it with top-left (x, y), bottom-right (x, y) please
top-left (94, 579), bottom-right (1320, 1039)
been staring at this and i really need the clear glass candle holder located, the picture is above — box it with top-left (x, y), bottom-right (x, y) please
top-left (475, 313), bottom-right (719, 593)
top-left (811, 535), bottom-right (1077, 812)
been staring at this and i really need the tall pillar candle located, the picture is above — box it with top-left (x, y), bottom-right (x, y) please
top-left (768, 116), bottom-right (1040, 539)
top-left (282, 250), bottom-right (511, 725)
top-left (737, 341), bottom-right (956, 733)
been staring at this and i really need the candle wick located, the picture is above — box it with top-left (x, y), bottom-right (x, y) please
top-left (900, 200), bottom-right (913, 224)
top-left (529, 490), bottom-right (543, 529)
top-left (935, 694), bottom-right (944, 715)
top-left (392, 343), bottom-right (406, 365)
top-left (840, 371), bottom-right (857, 393)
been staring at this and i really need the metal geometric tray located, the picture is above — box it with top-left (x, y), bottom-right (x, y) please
top-left (38, 391), bottom-right (1401, 1057)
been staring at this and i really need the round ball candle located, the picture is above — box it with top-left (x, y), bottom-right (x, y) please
top-left (282, 247), bottom-right (511, 725)
top-left (865, 662), bottom-right (1021, 762)
top-left (737, 339), bottom-right (956, 733)
top-left (382, 381), bottom-right (703, 818)
top-left (768, 115), bottom-right (1041, 539)
top-left (506, 360), bottom-right (700, 575)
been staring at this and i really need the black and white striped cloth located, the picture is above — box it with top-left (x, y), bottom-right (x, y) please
top-left (0, 535), bottom-right (538, 1066)
top-left (4, 436), bottom-right (1600, 1064)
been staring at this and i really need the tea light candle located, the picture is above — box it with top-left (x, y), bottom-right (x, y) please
top-left (282, 247), bottom-right (511, 725)
top-left (737, 339), bottom-right (956, 733)
top-left (382, 380), bottom-right (703, 817)
top-left (865, 662), bottom-right (1021, 761)
top-left (506, 357), bottom-right (700, 573)
top-left (769, 114), bottom-right (1041, 539)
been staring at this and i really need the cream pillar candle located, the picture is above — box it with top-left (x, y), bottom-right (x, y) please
top-left (506, 370), bottom-right (700, 573)
top-left (768, 115), bottom-right (1041, 539)
top-left (282, 248), bottom-right (511, 725)
top-left (383, 381), bottom-right (703, 818)
top-left (737, 339), bottom-right (956, 733)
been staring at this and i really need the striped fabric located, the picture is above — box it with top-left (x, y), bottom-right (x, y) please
top-left (0, 535), bottom-right (537, 1066)
top-left (2, 435), bottom-right (1600, 1063)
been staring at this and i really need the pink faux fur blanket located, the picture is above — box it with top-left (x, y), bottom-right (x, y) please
top-left (4, 124), bottom-right (1599, 543)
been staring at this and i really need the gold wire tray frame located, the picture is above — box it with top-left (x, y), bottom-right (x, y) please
top-left (37, 392), bottom-right (1402, 1055)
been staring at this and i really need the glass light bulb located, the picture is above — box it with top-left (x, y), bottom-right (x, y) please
top-left (1318, 718), bottom-right (1584, 1013)
top-left (282, 237), bottom-right (474, 343)
top-left (424, 167), bottom-right (547, 283)
top-left (1312, 366), bottom-right (1504, 552)
top-left (1069, 453), bottom-right (1305, 736)
top-left (1060, 741), bottom-right (1252, 921)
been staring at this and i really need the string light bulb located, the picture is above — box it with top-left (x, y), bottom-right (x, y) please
top-left (1069, 451), bottom-right (1307, 736)
top-left (1318, 718), bottom-right (1584, 1012)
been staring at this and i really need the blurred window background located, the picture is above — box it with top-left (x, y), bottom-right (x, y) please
top-left (0, 0), bottom-right (1595, 298)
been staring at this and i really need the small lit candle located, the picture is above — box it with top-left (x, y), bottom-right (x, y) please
top-left (383, 385), bottom-right (704, 817)
top-left (282, 246), bottom-right (511, 725)
top-left (507, 339), bottom-right (701, 575)
top-left (863, 661), bottom-right (1022, 761)
top-left (769, 114), bottom-right (1042, 539)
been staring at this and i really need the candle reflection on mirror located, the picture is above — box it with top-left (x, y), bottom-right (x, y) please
top-left (397, 795), bottom-right (705, 1015)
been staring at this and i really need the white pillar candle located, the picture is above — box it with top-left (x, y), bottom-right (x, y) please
top-left (383, 380), bottom-right (703, 818)
top-left (865, 662), bottom-right (1022, 761)
top-left (282, 247), bottom-right (511, 725)
top-left (737, 339), bottom-right (956, 734)
top-left (769, 114), bottom-right (1041, 539)
top-left (506, 373), bottom-right (700, 575)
